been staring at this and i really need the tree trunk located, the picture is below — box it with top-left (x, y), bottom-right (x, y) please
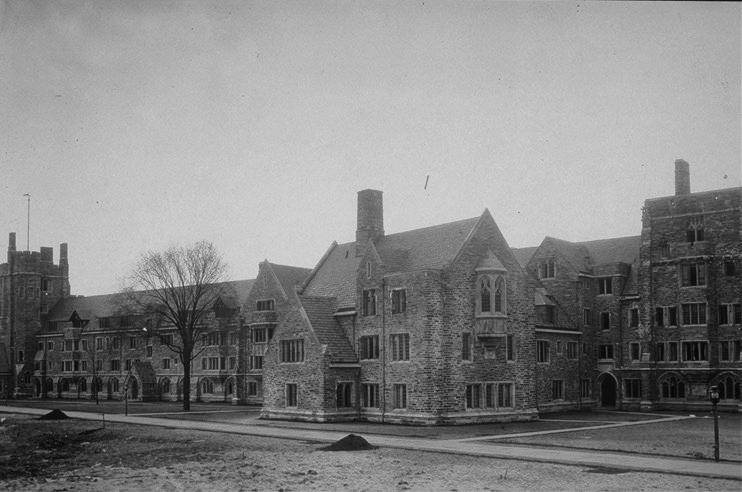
top-left (182, 355), bottom-right (191, 411)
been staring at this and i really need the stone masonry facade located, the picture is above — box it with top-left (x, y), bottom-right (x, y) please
top-left (0, 159), bottom-right (739, 423)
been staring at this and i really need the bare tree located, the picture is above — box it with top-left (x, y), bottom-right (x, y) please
top-left (124, 241), bottom-right (228, 411)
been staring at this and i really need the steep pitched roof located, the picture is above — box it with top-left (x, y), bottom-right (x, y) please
top-left (302, 242), bottom-right (361, 308)
top-left (217, 279), bottom-right (256, 309)
top-left (267, 263), bottom-right (312, 299)
top-left (375, 216), bottom-right (480, 272)
top-left (46, 279), bottom-right (256, 323)
top-left (511, 246), bottom-right (538, 268)
top-left (544, 236), bottom-right (591, 273)
top-left (577, 235), bottom-right (641, 266)
top-left (299, 296), bottom-right (357, 363)
top-left (302, 216), bottom-right (482, 308)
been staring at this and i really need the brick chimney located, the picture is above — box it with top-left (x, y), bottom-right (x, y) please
top-left (356, 189), bottom-right (384, 254)
top-left (675, 159), bottom-right (690, 195)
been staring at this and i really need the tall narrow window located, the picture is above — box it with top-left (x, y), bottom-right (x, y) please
top-left (598, 277), bottom-right (613, 295)
top-left (336, 382), bottom-right (352, 408)
top-left (465, 384), bottom-right (481, 408)
top-left (361, 383), bottom-right (379, 408)
top-left (390, 334), bottom-right (410, 361)
top-left (362, 289), bottom-right (377, 316)
top-left (506, 334), bottom-right (515, 361)
top-left (680, 263), bottom-right (706, 287)
top-left (493, 276), bottom-right (505, 313)
top-left (687, 217), bottom-right (704, 242)
top-left (480, 278), bottom-right (491, 313)
top-left (391, 289), bottom-right (406, 314)
top-left (462, 332), bottom-right (472, 361)
top-left (286, 384), bottom-right (298, 407)
top-left (629, 308), bottom-right (639, 327)
top-left (392, 384), bottom-right (407, 409)
top-left (655, 307), bottom-right (664, 327)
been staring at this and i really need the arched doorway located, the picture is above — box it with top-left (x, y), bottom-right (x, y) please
top-left (34, 379), bottom-right (41, 397)
top-left (600, 374), bottom-right (617, 407)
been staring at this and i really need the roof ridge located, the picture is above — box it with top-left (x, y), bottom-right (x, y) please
top-left (382, 215), bottom-right (480, 239)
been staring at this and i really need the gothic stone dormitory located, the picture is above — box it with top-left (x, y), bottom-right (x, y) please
top-left (0, 160), bottom-right (739, 423)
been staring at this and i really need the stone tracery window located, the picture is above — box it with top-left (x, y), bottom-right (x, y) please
top-left (479, 275), bottom-right (506, 315)
top-left (494, 276), bottom-right (504, 313)
top-left (480, 278), bottom-right (491, 313)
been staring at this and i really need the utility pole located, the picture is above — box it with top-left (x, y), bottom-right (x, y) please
top-left (23, 193), bottom-right (30, 251)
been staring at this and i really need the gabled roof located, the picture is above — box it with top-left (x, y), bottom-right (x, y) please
top-left (216, 279), bottom-right (256, 309)
top-left (577, 235), bottom-right (641, 266)
top-left (46, 279), bottom-right (256, 325)
top-left (299, 296), bottom-right (357, 363)
top-left (302, 242), bottom-right (361, 308)
top-left (534, 235), bottom-right (641, 274)
top-left (375, 217), bottom-right (480, 272)
top-left (544, 236), bottom-right (591, 273)
top-left (511, 246), bottom-right (538, 268)
top-left (266, 262), bottom-right (312, 299)
top-left (302, 216), bottom-right (483, 308)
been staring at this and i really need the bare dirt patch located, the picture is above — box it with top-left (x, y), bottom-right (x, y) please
top-left (1, 413), bottom-right (739, 491)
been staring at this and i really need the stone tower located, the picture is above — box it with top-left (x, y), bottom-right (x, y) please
top-left (0, 233), bottom-right (69, 397)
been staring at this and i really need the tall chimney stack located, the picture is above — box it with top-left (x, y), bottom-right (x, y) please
top-left (8, 232), bottom-right (16, 252)
top-left (356, 189), bottom-right (384, 253)
top-left (675, 159), bottom-right (690, 195)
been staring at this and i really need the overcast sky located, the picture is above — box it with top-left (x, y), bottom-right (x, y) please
top-left (1, 1), bottom-right (740, 296)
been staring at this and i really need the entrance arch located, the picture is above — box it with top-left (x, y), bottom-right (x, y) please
top-left (599, 373), bottom-right (617, 407)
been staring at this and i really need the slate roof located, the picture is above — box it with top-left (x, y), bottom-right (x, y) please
top-left (268, 263), bottom-right (312, 299)
top-left (217, 279), bottom-right (256, 309)
top-left (46, 279), bottom-right (256, 326)
top-left (375, 217), bottom-right (481, 272)
top-left (537, 235), bottom-right (641, 273)
top-left (299, 296), bottom-right (357, 363)
top-left (545, 236), bottom-right (591, 273)
top-left (511, 246), bottom-right (538, 268)
top-left (302, 242), bottom-right (361, 308)
top-left (578, 236), bottom-right (641, 266)
top-left (303, 216), bottom-right (483, 309)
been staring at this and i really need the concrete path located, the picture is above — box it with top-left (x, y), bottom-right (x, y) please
top-left (458, 414), bottom-right (695, 441)
top-left (2, 405), bottom-right (740, 481)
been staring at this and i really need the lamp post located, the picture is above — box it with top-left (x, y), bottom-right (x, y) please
top-left (709, 385), bottom-right (720, 461)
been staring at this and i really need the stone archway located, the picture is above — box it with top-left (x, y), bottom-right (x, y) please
top-left (599, 373), bottom-right (617, 407)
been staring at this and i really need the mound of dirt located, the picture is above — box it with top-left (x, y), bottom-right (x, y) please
top-left (320, 434), bottom-right (376, 452)
top-left (39, 409), bottom-right (69, 420)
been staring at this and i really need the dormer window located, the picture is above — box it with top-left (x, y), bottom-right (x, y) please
top-left (687, 217), bottom-right (704, 242)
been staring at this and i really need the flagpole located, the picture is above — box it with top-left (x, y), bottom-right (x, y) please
top-left (23, 193), bottom-right (30, 251)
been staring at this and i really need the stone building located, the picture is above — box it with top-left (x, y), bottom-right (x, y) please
top-left (255, 189), bottom-right (542, 424)
top-left (35, 280), bottom-right (254, 403)
top-left (0, 233), bottom-right (70, 398)
top-left (0, 158), bottom-right (739, 420)
top-left (518, 160), bottom-right (741, 413)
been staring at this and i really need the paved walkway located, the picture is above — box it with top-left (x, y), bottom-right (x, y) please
top-left (2, 405), bottom-right (740, 481)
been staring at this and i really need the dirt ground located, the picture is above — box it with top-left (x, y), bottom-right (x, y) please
top-left (1, 414), bottom-right (739, 491)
